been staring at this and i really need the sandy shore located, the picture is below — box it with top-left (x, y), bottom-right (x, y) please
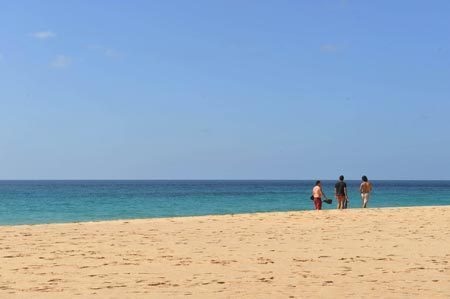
top-left (0, 206), bottom-right (449, 298)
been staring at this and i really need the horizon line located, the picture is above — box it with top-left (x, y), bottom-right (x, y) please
top-left (1, 179), bottom-right (450, 181)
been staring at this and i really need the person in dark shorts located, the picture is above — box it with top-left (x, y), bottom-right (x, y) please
top-left (335, 175), bottom-right (349, 209)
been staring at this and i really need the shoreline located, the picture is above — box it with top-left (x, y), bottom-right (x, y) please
top-left (1, 206), bottom-right (449, 298)
top-left (2, 204), bottom-right (450, 228)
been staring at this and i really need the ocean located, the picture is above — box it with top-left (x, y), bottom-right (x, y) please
top-left (0, 180), bottom-right (449, 225)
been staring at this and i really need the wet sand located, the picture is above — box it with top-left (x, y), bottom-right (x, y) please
top-left (0, 206), bottom-right (449, 298)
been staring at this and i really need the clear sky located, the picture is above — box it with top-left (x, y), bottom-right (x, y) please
top-left (1, 1), bottom-right (450, 180)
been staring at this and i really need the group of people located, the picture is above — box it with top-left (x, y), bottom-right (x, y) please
top-left (311, 175), bottom-right (373, 210)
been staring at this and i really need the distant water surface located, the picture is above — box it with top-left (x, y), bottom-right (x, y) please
top-left (0, 180), bottom-right (449, 225)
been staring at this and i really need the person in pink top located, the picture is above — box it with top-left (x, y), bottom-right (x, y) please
top-left (312, 180), bottom-right (325, 210)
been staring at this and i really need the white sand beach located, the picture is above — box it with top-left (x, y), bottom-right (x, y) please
top-left (0, 206), bottom-right (449, 298)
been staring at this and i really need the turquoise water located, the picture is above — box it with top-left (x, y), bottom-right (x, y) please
top-left (0, 180), bottom-right (449, 225)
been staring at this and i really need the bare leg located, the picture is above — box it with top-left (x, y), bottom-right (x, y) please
top-left (337, 197), bottom-right (343, 209)
top-left (362, 194), bottom-right (369, 208)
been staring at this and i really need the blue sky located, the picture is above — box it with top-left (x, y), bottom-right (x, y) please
top-left (1, 1), bottom-right (450, 179)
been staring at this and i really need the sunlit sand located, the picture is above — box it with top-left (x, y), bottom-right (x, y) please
top-left (1, 206), bottom-right (449, 298)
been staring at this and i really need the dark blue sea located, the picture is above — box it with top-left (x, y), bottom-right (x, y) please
top-left (0, 180), bottom-right (449, 225)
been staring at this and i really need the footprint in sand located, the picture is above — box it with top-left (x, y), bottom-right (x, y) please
top-left (257, 257), bottom-right (274, 264)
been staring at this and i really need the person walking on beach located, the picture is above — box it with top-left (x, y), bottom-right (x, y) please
top-left (312, 181), bottom-right (325, 210)
top-left (360, 175), bottom-right (373, 208)
top-left (335, 175), bottom-right (348, 209)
